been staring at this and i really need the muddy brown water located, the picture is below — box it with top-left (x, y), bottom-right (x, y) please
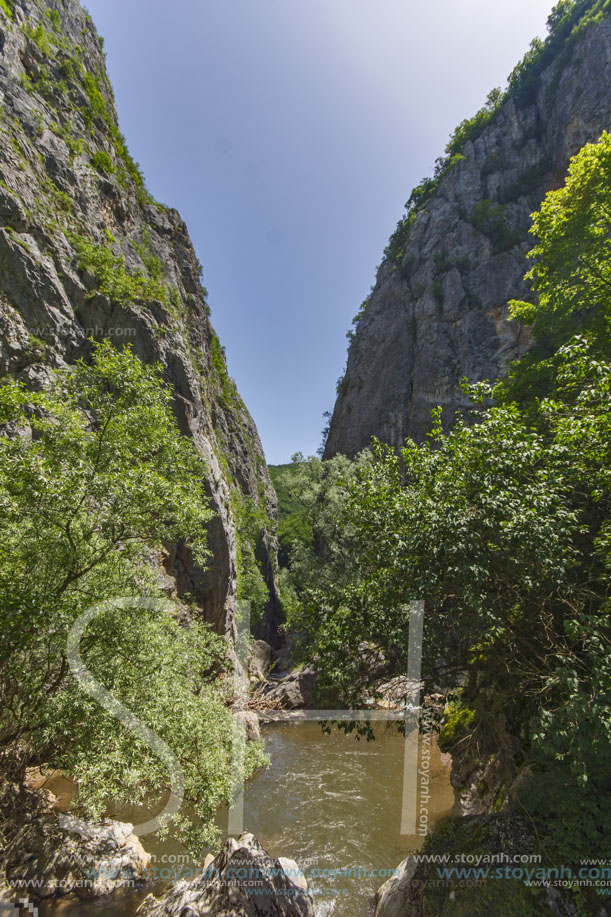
top-left (38, 722), bottom-right (454, 917)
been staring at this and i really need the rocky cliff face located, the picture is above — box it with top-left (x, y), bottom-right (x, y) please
top-left (0, 0), bottom-right (280, 640)
top-left (325, 10), bottom-right (611, 457)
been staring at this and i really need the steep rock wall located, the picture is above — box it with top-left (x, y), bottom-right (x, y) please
top-left (325, 10), bottom-right (611, 456)
top-left (0, 0), bottom-right (281, 640)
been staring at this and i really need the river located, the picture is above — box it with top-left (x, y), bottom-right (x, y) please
top-left (39, 721), bottom-right (453, 917)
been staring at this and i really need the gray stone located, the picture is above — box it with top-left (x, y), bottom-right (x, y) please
top-left (248, 639), bottom-right (273, 681)
top-left (264, 666), bottom-right (317, 709)
top-left (375, 856), bottom-right (417, 917)
top-left (234, 710), bottom-right (261, 742)
top-left (136, 832), bottom-right (315, 916)
top-left (375, 814), bottom-right (539, 916)
top-left (4, 812), bottom-right (150, 900)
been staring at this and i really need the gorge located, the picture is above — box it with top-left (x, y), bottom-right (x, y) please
top-left (1, 1), bottom-right (611, 916)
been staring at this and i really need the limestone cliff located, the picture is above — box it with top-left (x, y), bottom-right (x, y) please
top-left (325, 3), bottom-right (611, 457)
top-left (0, 0), bottom-right (281, 640)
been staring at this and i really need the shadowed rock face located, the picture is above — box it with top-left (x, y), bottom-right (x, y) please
top-left (0, 0), bottom-right (280, 637)
top-left (325, 14), bottom-right (611, 457)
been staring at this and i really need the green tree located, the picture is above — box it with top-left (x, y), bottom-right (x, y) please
top-left (504, 131), bottom-right (611, 401)
top-left (0, 341), bottom-right (264, 852)
top-left (304, 351), bottom-right (610, 863)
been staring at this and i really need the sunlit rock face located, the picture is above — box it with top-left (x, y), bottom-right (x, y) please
top-left (0, 0), bottom-right (280, 638)
top-left (325, 14), bottom-right (611, 456)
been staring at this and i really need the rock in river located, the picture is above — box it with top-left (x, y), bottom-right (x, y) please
top-left (137, 832), bottom-right (315, 916)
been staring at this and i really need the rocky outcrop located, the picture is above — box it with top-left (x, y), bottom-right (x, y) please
top-left (248, 639), bottom-right (274, 682)
top-left (264, 666), bottom-right (317, 709)
top-left (325, 10), bottom-right (611, 456)
top-left (137, 832), bottom-right (315, 917)
top-left (0, 0), bottom-right (280, 638)
top-left (1, 780), bottom-right (150, 901)
top-left (234, 710), bottom-right (262, 743)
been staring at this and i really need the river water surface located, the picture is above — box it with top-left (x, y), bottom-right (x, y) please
top-left (39, 721), bottom-right (453, 917)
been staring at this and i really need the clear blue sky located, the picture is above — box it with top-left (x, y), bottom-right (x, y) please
top-left (85, 0), bottom-right (553, 464)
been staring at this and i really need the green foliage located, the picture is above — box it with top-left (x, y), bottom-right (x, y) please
top-left (210, 330), bottom-right (227, 375)
top-left (468, 199), bottom-right (519, 253)
top-left (507, 37), bottom-right (546, 106)
top-left (380, 0), bottom-right (611, 275)
top-left (113, 131), bottom-right (148, 192)
top-left (49, 118), bottom-right (84, 157)
top-left (346, 296), bottom-right (370, 342)
top-left (502, 132), bottom-right (611, 401)
top-left (0, 0), bottom-right (13, 20)
top-left (234, 494), bottom-right (271, 628)
top-left (79, 69), bottom-right (149, 195)
top-left (269, 461), bottom-right (315, 568)
top-left (46, 178), bottom-right (73, 214)
top-left (270, 451), bottom-right (373, 659)
top-left (23, 23), bottom-right (53, 57)
top-left (58, 58), bottom-right (76, 81)
top-left (303, 352), bottom-right (611, 863)
top-left (71, 232), bottom-right (175, 307)
top-left (46, 9), bottom-right (61, 32)
top-left (382, 88), bottom-right (503, 270)
top-left (132, 234), bottom-right (165, 283)
top-left (298, 135), bottom-right (611, 873)
top-left (276, 567), bottom-right (301, 628)
top-left (383, 209), bottom-right (416, 266)
top-left (82, 70), bottom-right (108, 120)
top-left (91, 149), bottom-right (114, 174)
top-left (438, 701), bottom-right (476, 749)
top-left (508, 0), bottom-right (611, 107)
top-left (445, 88), bottom-right (504, 160)
top-left (0, 343), bottom-right (265, 852)
top-left (0, 341), bottom-right (211, 659)
top-left (209, 330), bottom-right (242, 410)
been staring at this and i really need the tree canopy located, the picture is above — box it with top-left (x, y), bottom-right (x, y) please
top-left (0, 341), bottom-right (264, 853)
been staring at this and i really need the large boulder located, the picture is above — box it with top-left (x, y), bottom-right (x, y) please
top-left (248, 640), bottom-right (273, 682)
top-left (264, 667), bottom-right (317, 709)
top-left (375, 814), bottom-right (562, 917)
top-left (234, 710), bottom-right (262, 743)
top-left (375, 855), bottom-right (417, 917)
top-left (137, 832), bottom-right (315, 916)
